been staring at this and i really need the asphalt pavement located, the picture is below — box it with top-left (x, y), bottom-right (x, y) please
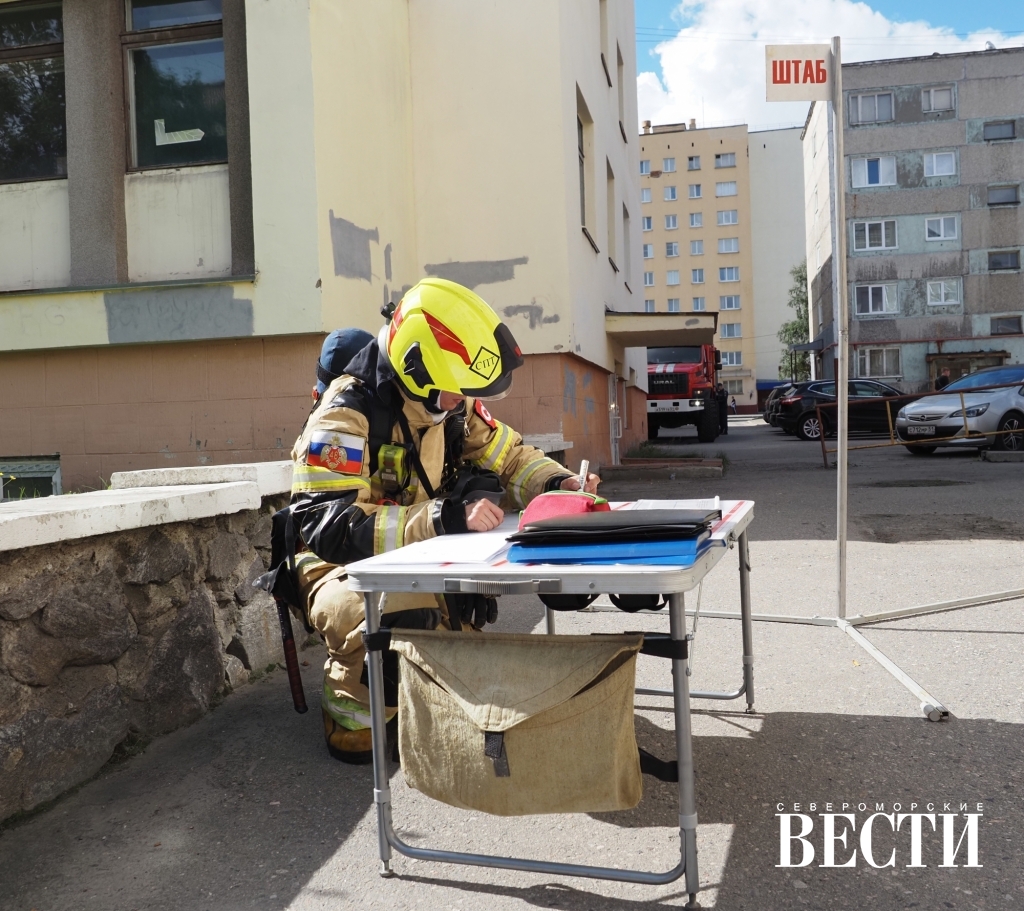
top-left (1, 420), bottom-right (1021, 911)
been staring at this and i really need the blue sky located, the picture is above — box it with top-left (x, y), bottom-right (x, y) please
top-left (636, 0), bottom-right (1024, 130)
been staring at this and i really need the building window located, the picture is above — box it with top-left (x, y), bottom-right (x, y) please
top-left (643, 271), bottom-right (654, 286)
top-left (688, 184), bottom-right (701, 199)
top-left (642, 243), bottom-right (654, 258)
top-left (718, 237), bottom-right (739, 254)
top-left (640, 159), bottom-right (650, 175)
top-left (988, 185), bottom-right (1020, 206)
top-left (0, 1), bottom-right (66, 182)
top-left (925, 216), bottom-right (957, 240)
top-left (715, 152), bottom-right (736, 168)
top-left (716, 181), bottom-right (737, 197)
top-left (723, 379), bottom-right (743, 395)
top-left (1, 456), bottom-right (62, 499)
top-left (927, 279), bottom-right (960, 305)
top-left (719, 266), bottom-right (739, 282)
top-left (988, 250), bottom-right (1021, 271)
top-left (666, 242), bottom-right (679, 257)
top-left (644, 298), bottom-right (655, 312)
top-left (663, 157), bottom-right (676, 173)
top-left (667, 270), bottom-right (680, 286)
top-left (640, 187), bottom-right (651, 203)
top-left (717, 209), bottom-right (738, 226)
top-left (849, 92), bottom-right (894, 124)
top-left (642, 216), bottom-right (652, 231)
top-left (921, 87), bottom-right (953, 113)
top-left (851, 156), bottom-right (896, 188)
top-left (924, 152), bottom-right (956, 177)
top-left (692, 297), bottom-right (705, 311)
top-left (721, 351), bottom-right (742, 367)
top-left (664, 185), bottom-right (677, 201)
top-left (854, 283), bottom-right (897, 315)
top-left (126, 1), bottom-right (227, 169)
top-left (857, 346), bottom-right (901, 378)
top-left (983, 121), bottom-right (1015, 141)
top-left (690, 212), bottom-right (702, 228)
top-left (720, 322), bottom-right (741, 338)
top-left (991, 315), bottom-right (1023, 335)
top-left (720, 295), bottom-right (740, 310)
top-left (687, 155), bottom-right (700, 170)
top-left (667, 298), bottom-right (680, 312)
top-left (665, 214), bottom-right (677, 229)
top-left (690, 240), bottom-right (703, 255)
top-left (853, 219), bottom-right (897, 250)
top-left (691, 269), bottom-right (704, 284)
top-left (577, 110), bottom-right (589, 228)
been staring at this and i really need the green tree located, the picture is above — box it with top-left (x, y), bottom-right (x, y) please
top-left (778, 260), bottom-right (811, 381)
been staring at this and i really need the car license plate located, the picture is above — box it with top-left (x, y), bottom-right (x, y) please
top-left (906, 425), bottom-right (936, 436)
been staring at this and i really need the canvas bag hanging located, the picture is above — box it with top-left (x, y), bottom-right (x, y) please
top-left (389, 630), bottom-right (644, 816)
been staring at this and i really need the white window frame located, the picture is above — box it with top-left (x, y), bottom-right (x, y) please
top-left (857, 346), bottom-right (901, 379)
top-left (662, 157), bottom-right (676, 173)
top-left (927, 279), bottom-right (961, 305)
top-left (854, 283), bottom-right (898, 316)
top-left (690, 240), bottom-right (703, 256)
top-left (666, 241), bottom-right (679, 257)
top-left (692, 296), bottom-right (705, 311)
top-left (851, 156), bottom-right (896, 188)
top-left (665, 214), bottom-right (678, 230)
top-left (691, 268), bottom-right (704, 284)
top-left (715, 152), bottom-right (736, 168)
top-left (644, 299), bottom-right (655, 312)
top-left (718, 237), bottom-right (739, 254)
top-left (667, 298), bottom-right (680, 312)
top-left (722, 379), bottom-right (743, 395)
top-left (852, 219), bottom-right (898, 251)
top-left (924, 152), bottom-right (956, 177)
top-left (666, 270), bottom-right (680, 286)
top-left (640, 159), bottom-right (650, 175)
top-left (715, 181), bottom-right (737, 197)
top-left (849, 92), bottom-right (894, 125)
top-left (720, 322), bottom-right (742, 339)
top-left (640, 187), bottom-right (651, 203)
top-left (641, 216), bottom-right (652, 231)
top-left (664, 185), bottom-right (677, 201)
top-left (921, 87), bottom-right (953, 113)
top-left (687, 155), bottom-right (700, 170)
top-left (643, 271), bottom-right (654, 287)
top-left (720, 295), bottom-right (740, 310)
top-left (717, 209), bottom-right (738, 226)
top-left (642, 243), bottom-right (654, 258)
top-left (688, 184), bottom-right (701, 199)
top-left (925, 215), bottom-right (957, 241)
top-left (689, 212), bottom-right (702, 228)
top-left (719, 266), bottom-right (740, 282)
top-left (721, 351), bottom-right (742, 367)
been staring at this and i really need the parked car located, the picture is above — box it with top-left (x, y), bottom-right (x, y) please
top-left (763, 383), bottom-right (797, 426)
top-left (778, 380), bottom-right (908, 441)
top-left (894, 364), bottom-right (1024, 454)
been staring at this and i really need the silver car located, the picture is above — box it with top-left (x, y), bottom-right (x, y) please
top-left (895, 364), bottom-right (1024, 455)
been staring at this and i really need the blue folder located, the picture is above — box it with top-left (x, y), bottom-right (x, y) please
top-left (508, 534), bottom-right (714, 566)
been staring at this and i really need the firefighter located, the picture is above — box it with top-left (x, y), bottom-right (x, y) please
top-left (282, 278), bottom-right (599, 763)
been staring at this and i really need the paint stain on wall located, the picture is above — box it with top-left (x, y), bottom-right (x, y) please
top-left (563, 365), bottom-right (577, 418)
top-left (503, 301), bottom-right (560, 330)
top-left (384, 243), bottom-right (393, 281)
top-left (329, 211), bottom-right (379, 281)
top-left (423, 256), bottom-right (528, 289)
top-left (104, 285), bottom-right (253, 343)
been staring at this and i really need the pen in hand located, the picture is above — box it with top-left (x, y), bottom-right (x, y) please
top-left (577, 459), bottom-right (589, 491)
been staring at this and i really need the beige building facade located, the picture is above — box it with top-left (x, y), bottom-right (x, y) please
top-left (0, 0), bottom-right (650, 491)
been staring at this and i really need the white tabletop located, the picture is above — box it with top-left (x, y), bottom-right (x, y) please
top-left (345, 499), bottom-right (754, 596)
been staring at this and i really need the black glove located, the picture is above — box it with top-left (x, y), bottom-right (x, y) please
top-left (380, 607), bottom-right (443, 630)
top-left (445, 593), bottom-right (499, 629)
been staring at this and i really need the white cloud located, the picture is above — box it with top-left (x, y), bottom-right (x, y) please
top-left (638, 0), bottom-right (1024, 130)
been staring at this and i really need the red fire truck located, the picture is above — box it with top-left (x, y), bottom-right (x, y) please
top-left (646, 344), bottom-right (722, 442)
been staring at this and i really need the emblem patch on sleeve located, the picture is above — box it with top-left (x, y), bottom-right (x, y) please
top-left (306, 431), bottom-right (365, 474)
top-left (474, 399), bottom-right (497, 429)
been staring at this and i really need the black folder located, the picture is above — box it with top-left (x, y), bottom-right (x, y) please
top-left (508, 509), bottom-right (721, 546)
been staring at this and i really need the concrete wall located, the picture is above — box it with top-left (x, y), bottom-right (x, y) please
top-left (749, 127), bottom-right (807, 391)
top-left (125, 166), bottom-right (233, 282)
top-left (0, 180), bottom-right (71, 292)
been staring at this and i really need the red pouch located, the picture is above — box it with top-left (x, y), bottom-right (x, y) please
top-left (518, 490), bottom-right (610, 530)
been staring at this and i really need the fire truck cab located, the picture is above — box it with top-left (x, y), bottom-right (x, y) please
top-left (647, 344), bottom-right (722, 443)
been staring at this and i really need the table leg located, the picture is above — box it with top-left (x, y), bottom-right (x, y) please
top-left (669, 592), bottom-right (700, 907)
top-left (737, 532), bottom-right (755, 713)
top-left (364, 592), bottom-right (395, 877)
top-left (545, 606), bottom-right (557, 635)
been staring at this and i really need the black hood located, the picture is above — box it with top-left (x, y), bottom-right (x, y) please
top-left (344, 337), bottom-right (404, 411)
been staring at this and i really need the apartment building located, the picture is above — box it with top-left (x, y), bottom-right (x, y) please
top-left (803, 46), bottom-right (1024, 390)
top-left (0, 0), bottom-right (648, 491)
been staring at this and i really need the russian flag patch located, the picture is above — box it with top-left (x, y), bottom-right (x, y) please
top-left (306, 431), bottom-right (365, 474)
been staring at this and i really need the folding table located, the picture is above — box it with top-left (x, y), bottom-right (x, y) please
top-left (345, 499), bottom-right (755, 909)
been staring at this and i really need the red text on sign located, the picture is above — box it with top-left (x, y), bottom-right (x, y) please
top-left (772, 59), bottom-right (828, 85)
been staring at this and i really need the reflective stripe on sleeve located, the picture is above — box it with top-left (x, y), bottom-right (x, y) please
top-left (291, 465), bottom-right (370, 495)
top-left (474, 421), bottom-right (515, 473)
top-left (508, 459), bottom-right (548, 508)
top-left (375, 505), bottom-right (409, 554)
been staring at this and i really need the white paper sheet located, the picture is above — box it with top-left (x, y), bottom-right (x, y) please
top-left (370, 529), bottom-right (511, 566)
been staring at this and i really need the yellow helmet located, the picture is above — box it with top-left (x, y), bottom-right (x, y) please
top-left (384, 278), bottom-right (524, 400)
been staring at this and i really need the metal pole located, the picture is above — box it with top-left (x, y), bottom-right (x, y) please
top-left (831, 36), bottom-right (850, 620)
top-left (364, 592), bottom-right (395, 877)
top-left (737, 531), bottom-right (755, 713)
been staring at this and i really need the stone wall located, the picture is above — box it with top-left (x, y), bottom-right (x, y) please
top-left (0, 494), bottom-right (288, 823)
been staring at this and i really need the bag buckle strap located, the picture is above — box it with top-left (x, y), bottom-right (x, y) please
top-left (361, 629), bottom-right (393, 652)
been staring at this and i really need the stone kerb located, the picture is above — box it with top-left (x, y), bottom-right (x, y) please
top-left (0, 466), bottom-right (293, 824)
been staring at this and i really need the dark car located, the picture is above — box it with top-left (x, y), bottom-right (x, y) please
top-left (778, 380), bottom-right (910, 441)
top-left (765, 381), bottom-right (810, 428)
